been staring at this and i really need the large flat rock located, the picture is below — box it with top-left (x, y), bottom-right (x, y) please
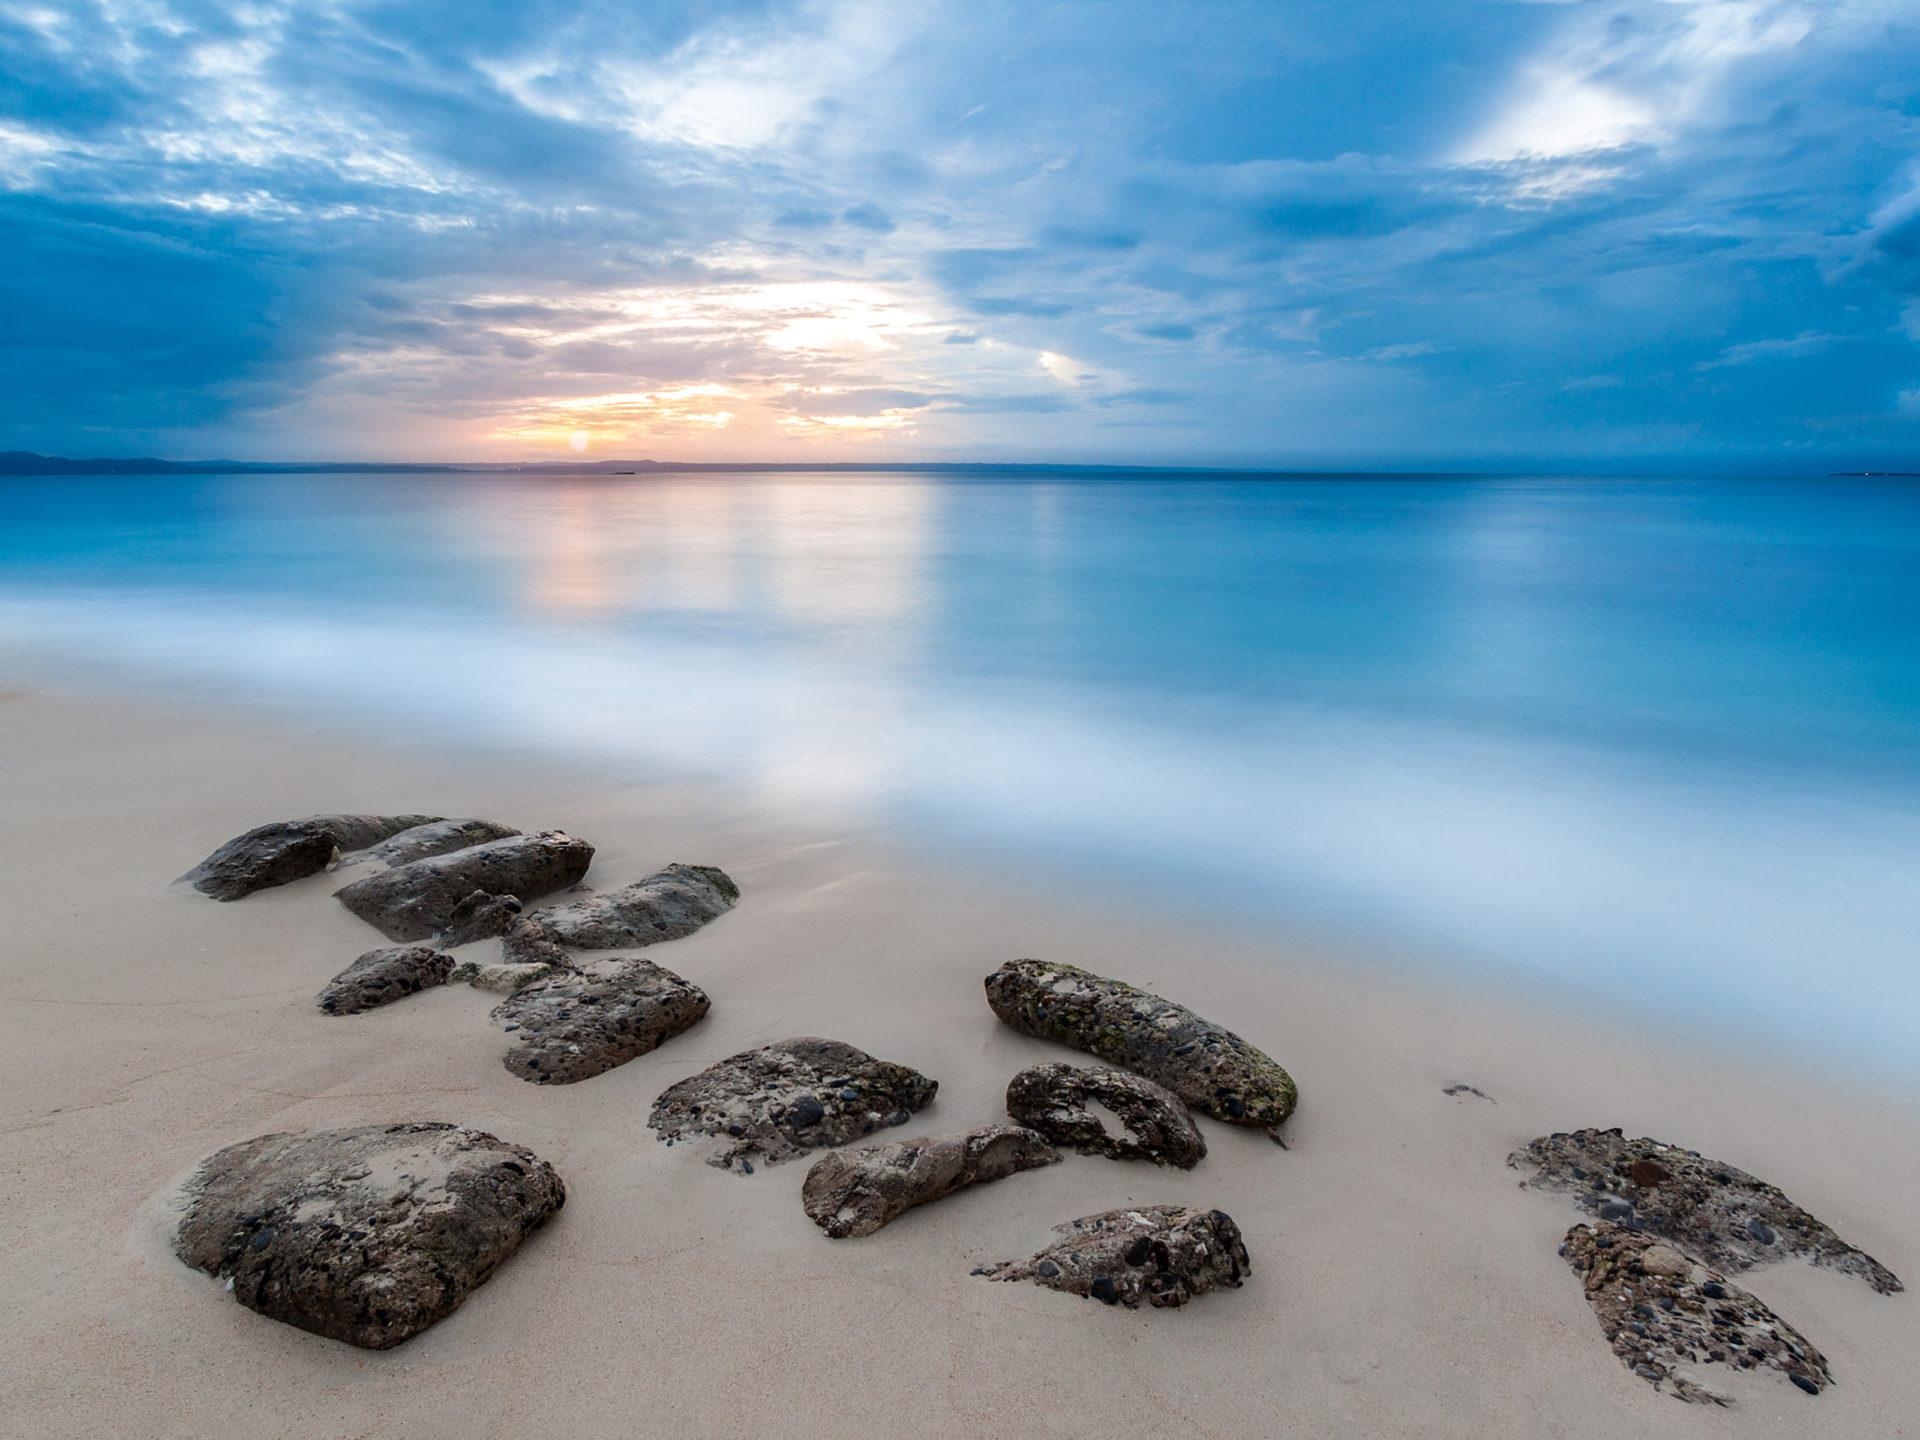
top-left (984, 960), bottom-right (1297, 1141)
top-left (509, 863), bottom-right (739, 950)
top-left (977, 1204), bottom-right (1252, 1309)
top-left (333, 830), bottom-right (594, 941)
top-left (649, 1037), bottom-right (938, 1173)
top-left (802, 1123), bottom-right (1058, 1238)
top-left (179, 814), bottom-right (440, 901)
top-left (172, 1122), bottom-right (565, 1349)
top-left (493, 957), bottom-right (710, 1084)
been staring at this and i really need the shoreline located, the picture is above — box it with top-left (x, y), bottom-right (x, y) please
top-left (2, 682), bottom-right (1915, 1438)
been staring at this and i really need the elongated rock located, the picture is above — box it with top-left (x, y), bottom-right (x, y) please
top-left (510, 863), bottom-right (739, 950)
top-left (984, 960), bottom-right (1297, 1141)
top-left (1561, 1221), bottom-right (1831, 1405)
top-left (179, 814), bottom-right (440, 901)
top-left (977, 1205), bottom-right (1251, 1309)
top-left (649, 1037), bottom-right (938, 1173)
top-left (316, 945), bottom-right (452, 1015)
top-left (494, 958), bottom-right (709, 1084)
top-left (337, 818), bottom-right (521, 872)
top-left (334, 831), bottom-right (594, 942)
top-left (1006, 1062), bottom-right (1205, 1168)
top-left (1512, 1128), bottom-right (1901, 1295)
top-left (802, 1124), bottom-right (1059, 1238)
top-left (173, 1122), bottom-right (565, 1349)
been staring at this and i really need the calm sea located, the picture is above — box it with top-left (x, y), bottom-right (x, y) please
top-left (4, 470), bottom-right (1917, 1079)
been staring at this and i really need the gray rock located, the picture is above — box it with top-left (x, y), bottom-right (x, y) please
top-left (978, 1205), bottom-right (1251, 1309)
top-left (179, 814), bottom-right (440, 901)
top-left (439, 890), bottom-right (524, 947)
top-left (172, 1122), bottom-right (564, 1349)
top-left (984, 960), bottom-right (1297, 1142)
top-left (1512, 1128), bottom-right (1901, 1294)
top-left (510, 863), bottom-right (738, 950)
top-left (468, 961), bottom-right (554, 995)
top-left (649, 1037), bottom-right (938, 1172)
top-left (493, 958), bottom-right (709, 1084)
top-left (1561, 1221), bottom-right (1830, 1405)
top-left (316, 945), bottom-right (453, 1015)
top-left (802, 1124), bottom-right (1060, 1238)
top-left (334, 831), bottom-right (594, 941)
top-left (501, 913), bottom-right (572, 967)
top-left (1006, 1062), bottom-right (1205, 1168)
top-left (337, 819), bottom-right (520, 872)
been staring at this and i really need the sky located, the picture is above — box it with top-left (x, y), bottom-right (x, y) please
top-left (3, 0), bottom-right (1920, 468)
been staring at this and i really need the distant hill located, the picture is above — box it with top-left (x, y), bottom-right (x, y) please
top-left (0, 451), bottom-right (463, 475)
top-left (0, 451), bottom-right (1264, 477)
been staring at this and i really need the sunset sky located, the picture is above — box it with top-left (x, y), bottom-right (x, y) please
top-left (5, 0), bottom-right (1920, 466)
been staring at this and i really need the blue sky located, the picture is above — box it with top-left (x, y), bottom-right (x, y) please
top-left (3, 0), bottom-right (1919, 466)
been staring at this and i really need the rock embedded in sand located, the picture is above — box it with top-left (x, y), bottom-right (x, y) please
top-left (337, 818), bottom-right (521, 872)
top-left (172, 1121), bottom-right (564, 1349)
top-left (494, 958), bottom-right (709, 1084)
top-left (501, 913), bottom-right (572, 967)
top-left (1512, 1128), bottom-right (1901, 1294)
top-left (983, 960), bottom-right (1297, 1141)
top-left (439, 889), bottom-right (524, 947)
top-left (977, 1204), bottom-right (1251, 1309)
top-left (1005, 1062), bottom-right (1205, 1168)
top-left (334, 831), bottom-right (594, 942)
top-left (179, 814), bottom-right (440, 901)
top-left (802, 1123), bottom-right (1060, 1238)
top-left (649, 1037), bottom-right (938, 1173)
top-left (509, 863), bottom-right (739, 950)
top-left (316, 944), bottom-right (453, 1015)
top-left (1560, 1220), bottom-right (1831, 1405)
top-left (465, 961), bottom-right (554, 995)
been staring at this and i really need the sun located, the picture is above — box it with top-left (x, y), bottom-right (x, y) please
top-left (568, 429), bottom-right (590, 453)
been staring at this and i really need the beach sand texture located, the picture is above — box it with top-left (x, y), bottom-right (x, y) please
top-left (2, 686), bottom-right (1914, 1439)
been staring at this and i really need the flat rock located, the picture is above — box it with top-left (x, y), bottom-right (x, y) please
top-left (1561, 1221), bottom-right (1831, 1405)
top-left (180, 814), bottom-right (440, 901)
top-left (172, 1122), bottom-right (564, 1349)
top-left (1005, 1062), bottom-right (1205, 1168)
top-left (493, 958), bottom-right (709, 1084)
top-left (802, 1124), bottom-right (1059, 1238)
top-left (509, 863), bottom-right (738, 950)
top-left (334, 831), bottom-right (594, 942)
top-left (977, 1204), bottom-right (1251, 1309)
top-left (316, 945), bottom-right (453, 1015)
top-left (463, 961), bottom-right (553, 995)
top-left (1512, 1128), bottom-right (1901, 1294)
top-left (336, 819), bottom-right (520, 872)
top-left (649, 1037), bottom-right (938, 1173)
top-left (984, 960), bottom-right (1297, 1141)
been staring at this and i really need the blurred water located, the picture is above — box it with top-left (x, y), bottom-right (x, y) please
top-left (3, 470), bottom-right (1918, 1078)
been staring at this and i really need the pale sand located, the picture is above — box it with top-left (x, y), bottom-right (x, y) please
top-left (1, 684), bottom-right (1915, 1440)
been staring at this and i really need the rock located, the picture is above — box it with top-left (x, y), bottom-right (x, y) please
top-left (334, 831), bottom-right (594, 942)
top-left (439, 890), bottom-right (524, 947)
top-left (172, 1122), bottom-right (564, 1349)
top-left (315, 945), bottom-right (453, 1015)
top-left (179, 814), bottom-right (440, 901)
top-left (977, 1205), bottom-right (1251, 1309)
top-left (501, 913), bottom-right (572, 967)
top-left (648, 1037), bottom-right (938, 1172)
top-left (509, 864), bottom-right (738, 950)
top-left (468, 961), bottom-right (553, 995)
top-left (1511, 1128), bottom-right (1901, 1294)
top-left (1560, 1221), bottom-right (1830, 1405)
top-left (335, 819), bottom-right (520, 872)
top-left (1005, 1062), bottom-right (1205, 1168)
top-left (801, 1124), bottom-right (1059, 1238)
top-left (1442, 1082), bottom-right (1495, 1102)
top-left (494, 958), bottom-right (709, 1084)
top-left (983, 960), bottom-right (1297, 1142)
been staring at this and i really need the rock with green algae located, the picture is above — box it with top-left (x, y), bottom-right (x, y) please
top-left (976, 1204), bottom-right (1251, 1309)
top-left (802, 1123), bottom-right (1059, 1238)
top-left (1511, 1127), bottom-right (1901, 1295)
top-left (649, 1037), bottom-right (938, 1173)
top-left (1561, 1220), bottom-right (1831, 1405)
top-left (983, 960), bottom-right (1297, 1142)
top-left (172, 1122), bottom-right (565, 1349)
top-left (179, 814), bottom-right (441, 901)
top-left (1005, 1061), bottom-right (1205, 1168)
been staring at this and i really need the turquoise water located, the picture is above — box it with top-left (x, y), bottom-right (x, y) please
top-left (4, 470), bottom-right (1918, 1078)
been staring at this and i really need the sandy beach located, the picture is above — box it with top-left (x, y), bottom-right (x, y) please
top-left (1, 682), bottom-right (1915, 1440)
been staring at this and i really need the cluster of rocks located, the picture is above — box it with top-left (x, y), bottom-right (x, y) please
top-left (1514, 1126), bottom-right (1902, 1404)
